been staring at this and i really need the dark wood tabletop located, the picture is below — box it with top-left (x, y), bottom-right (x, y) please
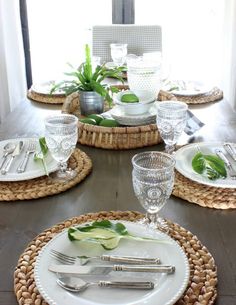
top-left (0, 97), bottom-right (236, 305)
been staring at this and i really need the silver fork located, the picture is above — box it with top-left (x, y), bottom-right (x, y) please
top-left (215, 149), bottom-right (236, 179)
top-left (50, 249), bottom-right (161, 265)
top-left (17, 140), bottom-right (37, 173)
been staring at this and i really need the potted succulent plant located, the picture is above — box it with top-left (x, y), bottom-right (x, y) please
top-left (51, 44), bottom-right (124, 115)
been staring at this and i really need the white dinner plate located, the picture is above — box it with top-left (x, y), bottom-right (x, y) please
top-left (109, 106), bottom-right (156, 126)
top-left (105, 62), bottom-right (127, 78)
top-left (31, 81), bottom-right (65, 96)
top-left (175, 142), bottom-right (236, 188)
top-left (164, 80), bottom-right (212, 96)
top-left (105, 62), bottom-right (126, 70)
top-left (0, 138), bottom-right (58, 181)
top-left (34, 221), bottom-right (190, 305)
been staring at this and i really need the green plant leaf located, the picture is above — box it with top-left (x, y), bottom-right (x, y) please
top-left (192, 151), bottom-right (227, 180)
top-left (68, 220), bottom-right (169, 250)
top-left (34, 137), bottom-right (49, 176)
top-left (50, 44), bottom-right (126, 99)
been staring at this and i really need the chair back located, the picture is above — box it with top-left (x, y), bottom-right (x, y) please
top-left (92, 25), bottom-right (162, 63)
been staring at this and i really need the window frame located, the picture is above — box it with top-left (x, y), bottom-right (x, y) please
top-left (20, 0), bottom-right (134, 87)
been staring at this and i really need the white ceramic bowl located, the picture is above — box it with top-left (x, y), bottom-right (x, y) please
top-left (113, 90), bottom-right (155, 115)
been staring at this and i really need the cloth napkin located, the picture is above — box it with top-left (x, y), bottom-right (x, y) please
top-left (184, 110), bottom-right (205, 135)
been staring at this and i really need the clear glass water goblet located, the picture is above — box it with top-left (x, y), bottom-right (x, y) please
top-left (110, 43), bottom-right (127, 66)
top-left (132, 151), bottom-right (175, 232)
top-left (44, 114), bottom-right (78, 182)
top-left (156, 101), bottom-right (188, 154)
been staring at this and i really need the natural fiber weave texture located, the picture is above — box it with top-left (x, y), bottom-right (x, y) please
top-left (14, 210), bottom-right (217, 305)
top-left (27, 90), bottom-right (66, 104)
top-left (173, 171), bottom-right (236, 209)
top-left (0, 149), bottom-right (92, 201)
top-left (62, 91), bottom-right (165, 149)
top-left (160, 87), bottom-right (223, 104)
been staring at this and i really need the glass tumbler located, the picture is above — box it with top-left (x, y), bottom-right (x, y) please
top-left (132, 151), bottom-right (175, 232)
top-left (110, 43), bottom-right (127, 66)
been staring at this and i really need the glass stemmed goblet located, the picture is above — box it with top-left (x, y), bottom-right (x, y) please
top-left (44, 114), bottom-right (78, 182)
top-left (110, 43), bottom-right (127, 66)
top-left (132, 151), bottom-right (175, 233)
top-left (156, 101), bottom-right (188, 154)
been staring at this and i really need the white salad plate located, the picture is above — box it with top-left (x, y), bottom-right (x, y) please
top-left (164, 80), bottom-right (212, 96)
top-left (109, 106), bottom-right (156, 126)
top-left (34, 220), bottom-right (190, 305)
top-left (175, 142), bottom-right (236, 188)
top-left (31, 81), bottom-right (65, 96)
top-left (105, 62), bottom-right (126, 69)
top-left (0, 138), bottom-right (58, 181)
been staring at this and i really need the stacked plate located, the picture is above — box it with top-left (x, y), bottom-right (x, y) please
top-left (0, 138), bottom-right (57, 182)
top-left (31, 80), bottom-right (65, 96)
top-left (175, 142), bottom-right (236, 188)
top-left (109, 106), bottom-right (156, 126)
top-left (34, 220), bottom-right (190, 305)
top-left (163, 80), bottom-right (212, 96)
top-left (105, 62), bottom-right (127, 79)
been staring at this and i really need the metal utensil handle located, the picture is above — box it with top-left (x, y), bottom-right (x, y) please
top-left (98, 281), bottom-right (154, 290)
top-left (0, 153), bottom-right (8, 170)
top-left (224, 143), bottom-right (236, 161)
top-left (113, 264), bottom-right (175, 274)
top-left (1, 155), bottom-right (14, 175)
top-left (17, 152), bottom-right (30, 173)
top-left (101, 255), bottom-right (160, 264)
top-left (215, 149), bottom-right (232, 169)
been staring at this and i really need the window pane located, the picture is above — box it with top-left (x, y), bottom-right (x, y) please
top-left (135, 0), bottom-right (224, 85)
top-left (27, 0), bottom-right (112, 83)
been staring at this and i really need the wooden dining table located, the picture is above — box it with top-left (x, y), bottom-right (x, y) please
top-left (0, 96), bottom-right (236, 305)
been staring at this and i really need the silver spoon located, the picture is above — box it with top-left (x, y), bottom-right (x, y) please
top-left (0, 142), bottom-right (16, 170)
top-left (57, 277), bottom-right (155, 292)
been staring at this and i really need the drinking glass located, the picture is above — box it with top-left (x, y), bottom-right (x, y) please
top-left (45, 114), bottom-right (78, 181)
top-left (156, 101), bottom-right (188, 154)
top-left (110, 43), bottom-right (127, 66)
top-left (132, 152), bottom-right (175, 232)
top-left (126, 55), bottom-right (162, 101)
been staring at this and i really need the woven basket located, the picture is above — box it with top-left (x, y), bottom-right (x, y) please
top-left (61, 89), bottom-right (177, 150)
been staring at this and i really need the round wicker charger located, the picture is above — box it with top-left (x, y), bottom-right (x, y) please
top-left (161, 87), bottom-right (223, 105)
top-left (14, 210), bottom-right (217, 305)
top-left (173, 171), bottom-right (236, 209)
top-left (27, 90), bottom-right (66, 105)
top-left (0, 149), bottom-right (92, 201)
top-left (62, 91), bottom-right (167, 150)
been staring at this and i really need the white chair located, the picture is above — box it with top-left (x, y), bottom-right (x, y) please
top-left (92, 25), bottom-right (162, 64)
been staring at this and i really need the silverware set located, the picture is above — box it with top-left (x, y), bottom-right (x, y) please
top-left (57, 276), bottom-right (155, 292)
top-left (49, 249), bottom-right (175, 292)
top-left (50, 249), bottom-right (161, 265)
top-left (215, 143), bottom-right (236, 179)
top-left (0, 140), bottom-right (37, 175)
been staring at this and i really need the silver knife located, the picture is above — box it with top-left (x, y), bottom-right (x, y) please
top-left (49, 264), bottom-right (175, 275)
top-left (223, 143), bottom-right (236, 161)
top-left (1, 141), bottom-right (24, 175)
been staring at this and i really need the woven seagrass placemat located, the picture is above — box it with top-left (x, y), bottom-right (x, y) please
top-left (14, 210), bottom-right (217, 305)
top-left (160, 87), bottom-right (223, 105)
top-left (27, 90), bottom-right (66, 104)
top-left (173, 171), bottom-right (236, 209)
top-left (0, 149), bottom-right (92, 201)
